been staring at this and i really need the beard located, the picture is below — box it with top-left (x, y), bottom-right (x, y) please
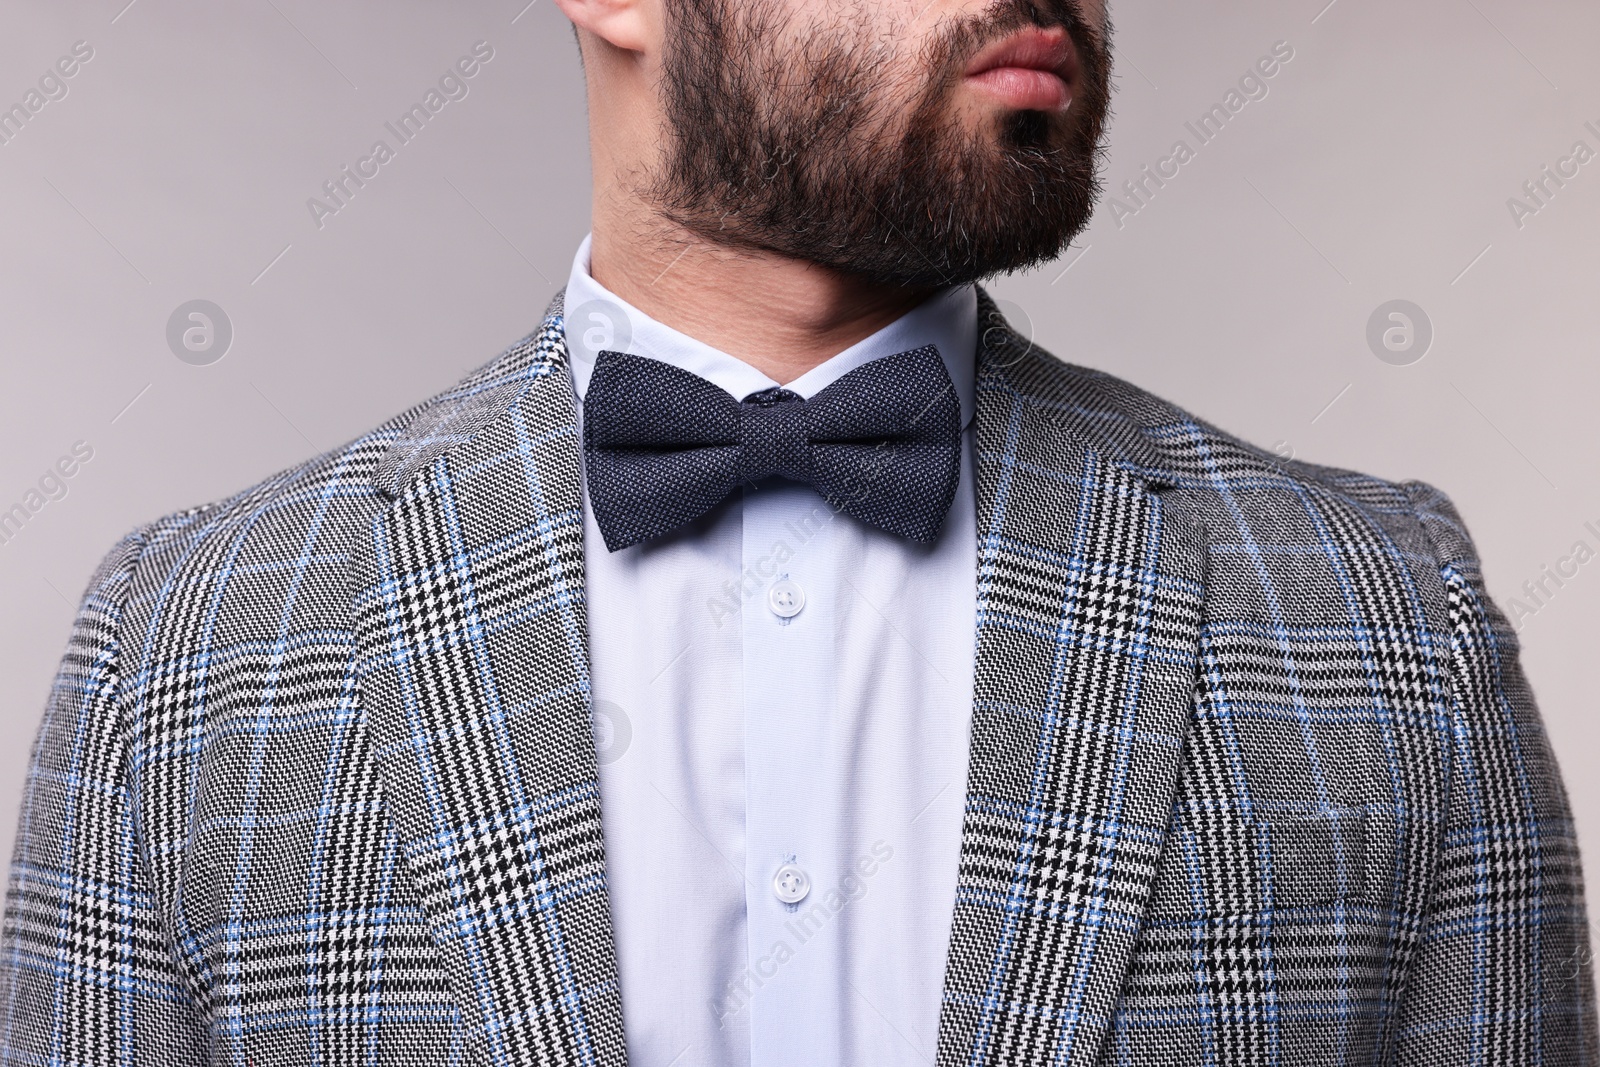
top-left (649, 0), bottom-right (1112, 289)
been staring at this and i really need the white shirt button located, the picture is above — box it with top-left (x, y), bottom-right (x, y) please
top-left (773, 863), bottom-right (811, 904)
top-left (768, 579), bottom-right (806, 619)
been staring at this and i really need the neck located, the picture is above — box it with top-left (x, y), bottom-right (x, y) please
top-left (587, 204), bottom-right (941, 386)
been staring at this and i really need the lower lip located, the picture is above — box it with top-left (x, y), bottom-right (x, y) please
top-left (965, 66), bottom-right (1071, 112)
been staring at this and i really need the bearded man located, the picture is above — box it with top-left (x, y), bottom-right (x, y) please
top-left (1, 0), bottom-right (1593, 1064)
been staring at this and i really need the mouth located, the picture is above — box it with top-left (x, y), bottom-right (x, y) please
top-left (962, 26), bottom-right (1076, 113)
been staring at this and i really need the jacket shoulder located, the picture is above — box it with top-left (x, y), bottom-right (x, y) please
top-left (126, 420), bottom-right (403, 589)
top-left (999, 345), bottom-right (1465, 591)
top-left (117, 311), bottom-right (568, 621)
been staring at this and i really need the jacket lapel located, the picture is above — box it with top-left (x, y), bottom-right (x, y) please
top-left (937, 300), bottom-right (1208, 1067)
top-left (353, 301), bottom-right (626, 1067)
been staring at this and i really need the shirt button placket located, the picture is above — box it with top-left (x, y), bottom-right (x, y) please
top-left (742, 481), bottom-right (838, 1062)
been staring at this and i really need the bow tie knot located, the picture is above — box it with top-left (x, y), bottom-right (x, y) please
top-left (580, 346), bottom-right (962, 552)
top-left (738, 388), bottom-right (811, 485)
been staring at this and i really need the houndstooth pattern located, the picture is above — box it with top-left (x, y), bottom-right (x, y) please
top-left (1, 291), bottom-right (1592, 1065)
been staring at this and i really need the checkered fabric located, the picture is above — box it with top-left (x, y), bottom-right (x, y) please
top-left (1, 291), bottom-right (1592, 1065)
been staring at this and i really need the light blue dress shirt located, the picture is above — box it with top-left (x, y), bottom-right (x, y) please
top-left (563, 235), bottom-right (978, 1067)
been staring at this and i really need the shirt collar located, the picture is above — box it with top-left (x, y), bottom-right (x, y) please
top-left (562, 233), bottom-right (977, 428)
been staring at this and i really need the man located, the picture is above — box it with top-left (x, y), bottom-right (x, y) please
top-left (1, 0), bottom-right (1593, 1062)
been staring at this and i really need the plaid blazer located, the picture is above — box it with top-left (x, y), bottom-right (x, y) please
top-left (2, 292), bottom-right (1594, 1066)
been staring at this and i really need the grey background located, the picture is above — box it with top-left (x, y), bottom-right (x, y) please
top-left (3, 0), bottom-right (1598, 924)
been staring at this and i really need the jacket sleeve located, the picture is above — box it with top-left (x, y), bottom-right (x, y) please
top-left (0, 529), bottom-right (209, 1064)
top-left (1396, 483), bottom-right (1599, 1063)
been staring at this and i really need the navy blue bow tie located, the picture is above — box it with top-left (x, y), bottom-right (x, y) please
top-left (581, 345), bottom-right (961, 552)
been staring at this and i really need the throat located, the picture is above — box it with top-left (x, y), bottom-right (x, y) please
top-left (586, 224), bottom-right (939, 385)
